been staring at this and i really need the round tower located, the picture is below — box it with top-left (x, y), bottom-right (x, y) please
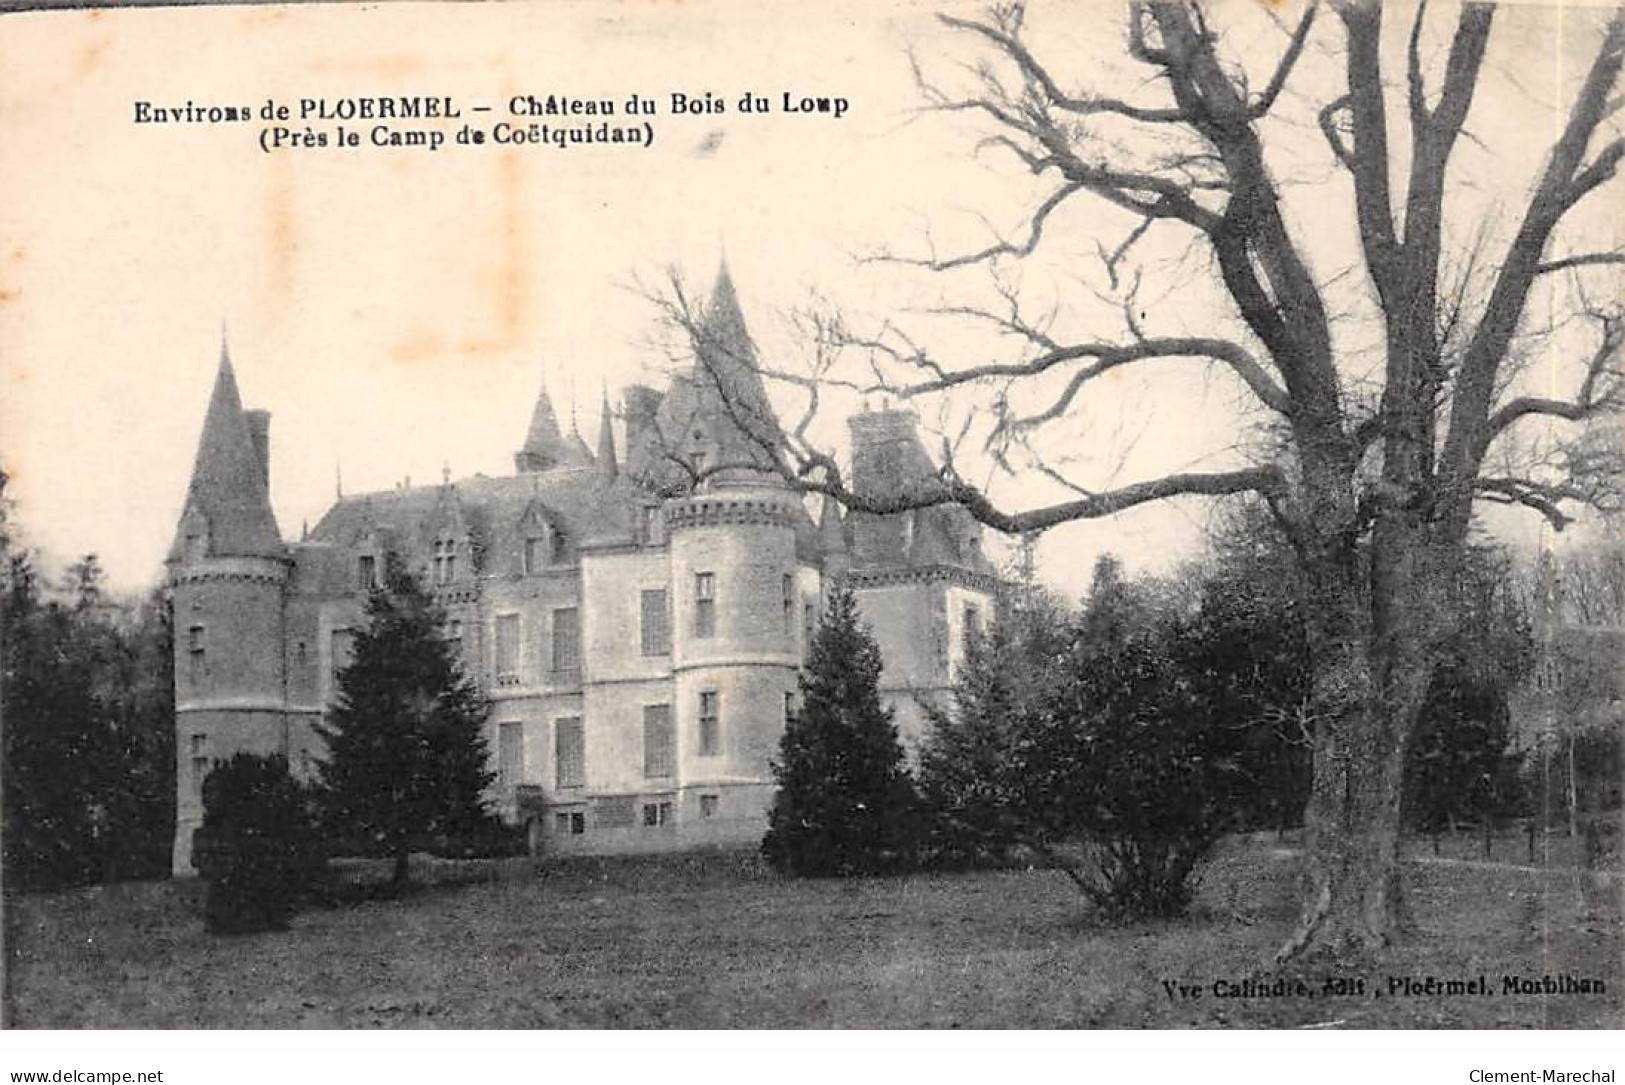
top-left (666, 487), bottom-right (804, 836)
top-left (167, 346), bottom-right (291, 874)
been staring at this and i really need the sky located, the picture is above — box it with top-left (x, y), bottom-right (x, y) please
top-left (1, 0), bottom-right (1619, 600)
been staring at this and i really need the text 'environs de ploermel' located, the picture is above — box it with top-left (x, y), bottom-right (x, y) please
top-left (132, 92), bottom-right (851, 154)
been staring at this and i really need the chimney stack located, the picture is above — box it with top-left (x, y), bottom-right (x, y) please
top-left (243, 409), bottom-right (271, 490)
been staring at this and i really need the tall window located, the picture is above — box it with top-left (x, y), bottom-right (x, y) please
top-left (498, 722), bottom-right (524, 792)
top-left (433, 538), bottom-right (457, 584)
top-left (187, 624), bottom-right (205, 676)
top-left (643, 703), bottom-right (674, 778)
top-left (963, 603), bottom-right (983, 656)
top-left (555, 717), bottom-right (584, 789)
top-left (443, 618), bottom-right (463, 657)
top-left (698, 690), bottom-right (720, 756)
top-left (330, 629), bottom-right (355, 689)
top-left (551, 607), bottom-right (580, 676)
top-left (550, 529), bottom-right (569, 565)
top-left (782, 574), bottom-right (795, 635)
top-left (641, 506), bottom-right (661, 545)
top-left (357, 555), bottom-right (377, 590)
top-left (190, 734), bottom-right (207, 800)
top-left (523, 535), bottom-right (544, 575)
top-left (494, 613), bottom-right (520, 684)
top-left (641, 589), bottom-right (670, 655)
top-left (694, 572), bottom-right (716, 638)
top-left (784, 691), bottom-right (796, 726)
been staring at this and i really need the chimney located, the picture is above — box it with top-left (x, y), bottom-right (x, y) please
top-left (622, 384), bottom-right (663, 449)
top-left (243, 409), bottom-right (271, 490)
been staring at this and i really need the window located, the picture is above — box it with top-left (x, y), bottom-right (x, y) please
top-left (555, 811), bottom-right (585, 835)
top-left (357, 555), bottom-right (377, 590)
top-left (641, 507), bottom-right (661, 545)
top-left (641, 589), bottom-right (670, 655)
top-left (784, 691), bottom-right (796, 726)
top-left (694, 572), bottom-right (716, 638)
top-left (643, 703), bottom-right (674, 778)
top-left (555, 717), bottom-right (584, 788)
top-left (804, 603), bottom-right (816, 647)
top-left (498, 722), bottom-right (524, 791)
top-left (692, 450), bottom-right (707, 477)
top-left (190, 734), bottom-right (208, 797)
top-left (330, 629), bottom-right (355, 688)
top-left (444, 619), bottom-right (463, 656)
top-left (700, 794), bottom-right (719, 818)
top-left (187, 624), bottom-right (205, 655)
top-left (551, 607), bottom-right (580, 677)
top-left (494, 614), bottom-right (520, 683)
top-left (433, 538), bottom-right (457, 585)
top-left (782, 573), bottom-right (795, 635)
top-left (642, 801), bottom-right (673, 827)
top-left (698, 690), bottom-right (720, 756)
top-left (523, 536), bottom-right (544, 575)
top-left (550, 529), bottom-right (569, 565)
top-left (963, 603), bottom-right (983, 656)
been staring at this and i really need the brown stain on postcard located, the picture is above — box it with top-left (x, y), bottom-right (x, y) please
top-left (263, 157), bottom-right (299, 311)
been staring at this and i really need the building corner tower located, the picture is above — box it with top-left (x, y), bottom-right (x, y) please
top-left (166, 343), bottom-right (291, 874)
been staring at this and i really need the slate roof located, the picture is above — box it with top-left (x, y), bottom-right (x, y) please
top-left (169, 346), bottom-right (286, 561)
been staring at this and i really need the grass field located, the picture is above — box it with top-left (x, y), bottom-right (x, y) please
top-left (4, 837), bottom-right (1619, 1028)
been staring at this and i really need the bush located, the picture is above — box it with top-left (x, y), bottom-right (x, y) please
top-left (920, 558), bottom-right (1251, 919)
top-left (196, 754), bottom-right (324, 934)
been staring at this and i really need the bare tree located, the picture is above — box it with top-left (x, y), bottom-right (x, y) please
top-left (651, 0), bottom-right (1625, 960)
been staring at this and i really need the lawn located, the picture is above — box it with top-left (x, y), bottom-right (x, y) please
top-left (4, 836), bottom-right (1619, 1028)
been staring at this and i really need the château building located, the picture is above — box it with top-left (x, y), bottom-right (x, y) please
top-left (167, 266), bottom-right (1001, 873)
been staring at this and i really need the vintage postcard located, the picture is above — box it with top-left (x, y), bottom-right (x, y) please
top-left (0, 0), bottom-right (1620, 1058)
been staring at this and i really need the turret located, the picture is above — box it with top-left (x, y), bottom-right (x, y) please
top-left (167, 342), bottom-right (291, 874)
top-left (689, 263), bottom-right (784, 488)
top-left (596, 388), bottom-right (619, 480)
top-left (514, 370), bottom-right (574, 473)
top-left (818, 495), bottom-right (848, 582)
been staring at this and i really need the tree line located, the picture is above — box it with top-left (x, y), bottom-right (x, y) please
top-left (766, 504), bottom-right (1617, 920)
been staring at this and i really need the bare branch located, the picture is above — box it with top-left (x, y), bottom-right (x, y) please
top-left (1536, 250), bottom-right (1625, 276)
top-left (871, 181), bottom-right (1083, 271)
top-left (1249, 5), bottom-right (1319, 119)
top-left (937, 11), bottom-right (1190, 123)
top-left (1487, 309), bottom-right (1625, 436)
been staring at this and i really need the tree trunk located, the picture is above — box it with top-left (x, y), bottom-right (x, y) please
top-left (1276, 531), bottom-right (1436, 962)
top-left (1276, 693), bottom-right (1413, 960)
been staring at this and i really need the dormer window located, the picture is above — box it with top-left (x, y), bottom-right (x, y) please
top-left (523, 535), bottom-right (544, 576)
top-left (433, 538), bottom-right (457, 585)
top-left (550, 529), bottom-right (569, 565)
top-left (357, 555), bottom-right (377, 591)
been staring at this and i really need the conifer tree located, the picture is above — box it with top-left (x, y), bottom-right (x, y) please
top-left (318, 557), bottom-right (494, 887)
top-left (762, 585), bottom-right (918, 876)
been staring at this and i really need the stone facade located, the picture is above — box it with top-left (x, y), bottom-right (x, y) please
top-left (167, 266), bottom-right (1000, 872)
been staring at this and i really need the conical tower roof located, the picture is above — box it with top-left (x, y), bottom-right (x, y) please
top-left (515, 369), bottom-right (574, 472)
top-left (171, 344), bottom-right (284, 560)
top-left (596, 388), bottom-right (619, 479)
top-left (691, 262), bottom-right (784, 482)
top-left (818, 494), bottom-right (846, 553)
